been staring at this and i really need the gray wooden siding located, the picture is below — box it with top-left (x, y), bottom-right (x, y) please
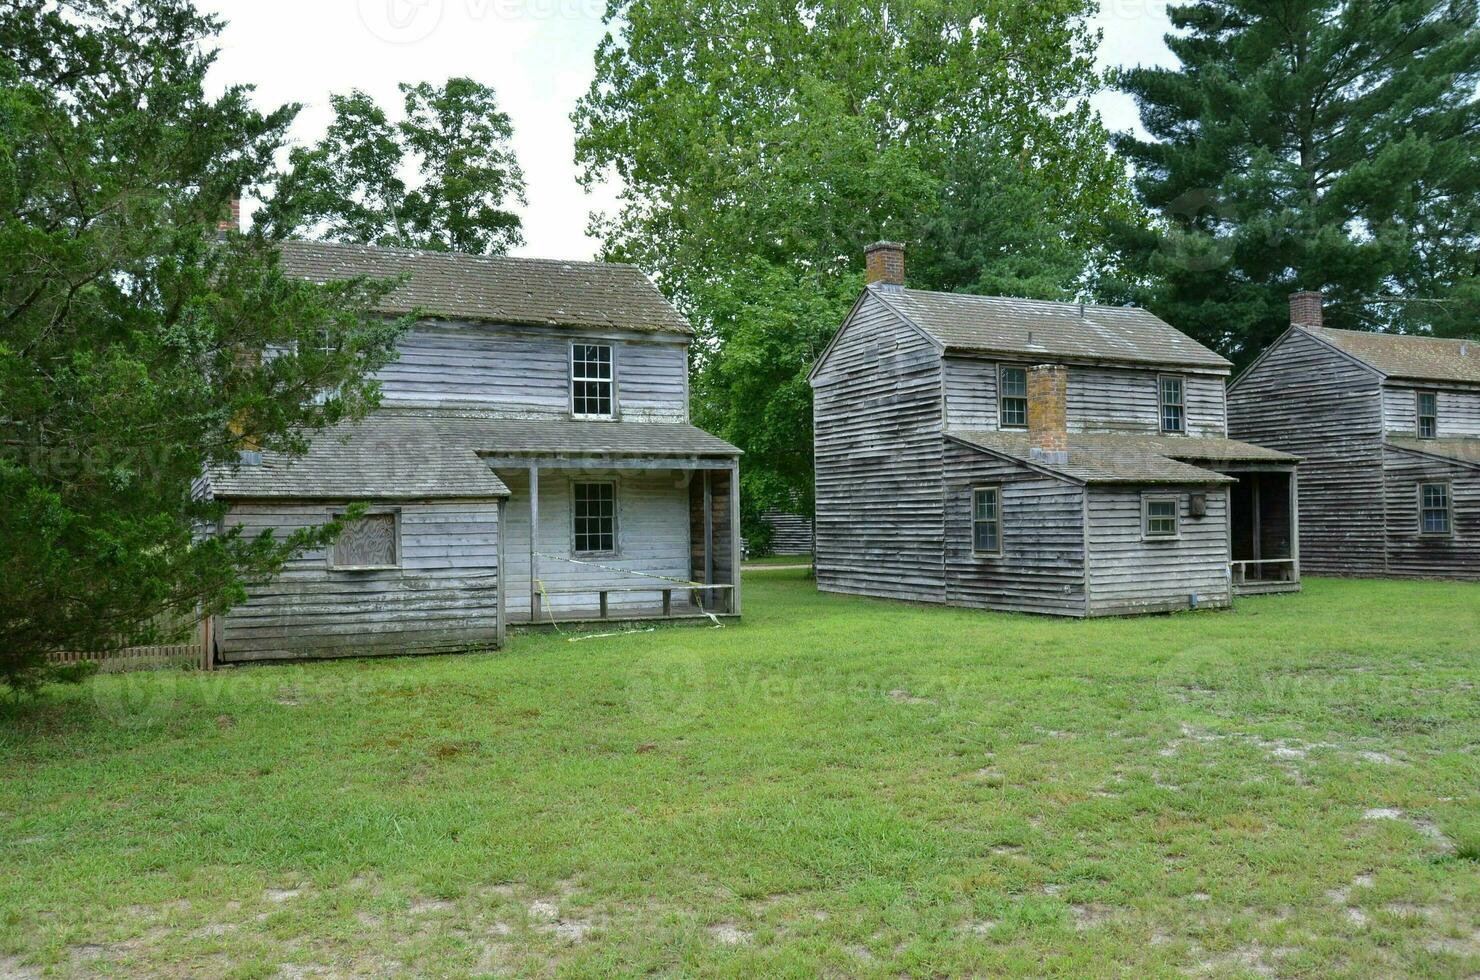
top-left (1381, 383), bottom-right (1480, 437)
top-left (761, 510), bottom-right (813, 555)
top-left (941, 357), bottom-right (1228, 435)
top-left (942, 356), bottom-right (998, 428)
top-left (813, 294), bottom-right (946, 602)
top-left (1381, 449), bottom-right (1480, 580)
top-left (942, 442), bottom-right (1086, 615)
top-left (378, 320), bottom-right (689, 422)
top-left (218, 500), bottom-right (501, 661)
top-left (496, 468), bottom-right (693, 616)
top-left (1085, 488), bottom-right (1232, 615)
top-left (1229, 329), bottom-right (1387, 575)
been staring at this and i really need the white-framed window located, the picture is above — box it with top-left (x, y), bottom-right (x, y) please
top-left (1159, 375), bottom-right (1186, 434)
top-left (1142, 495), bottom-right (1180, 539)
top-left (1419, 482), bottom-right (1452, 535)
top-left (972, 486), bottom-right (1002, 555)
top-left (999, 365), bottom-right (1028, 429)
top-left (328, 510), bottom-right (400, 570)
top-left (1416, 391), bottom-right (1438, 439)
top-left (571, 342), bottom-right (614, 419)
top-left (573, 480), bottom-right (617, 554)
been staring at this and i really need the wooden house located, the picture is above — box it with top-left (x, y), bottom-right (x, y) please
top-left (196, 241), bottom-right (741, 662)
top-left (1229, 292), bottom-right (1479, 580)
top-left (807, 243), bottom-right (1300, 617)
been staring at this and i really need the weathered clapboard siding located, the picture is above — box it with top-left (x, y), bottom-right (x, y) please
top-left (761, 509), bottom-right (814, 555)
top-left (1068, 368), bottom-right (1226, 437)
top-left (1085, 488), bottom-right (1232, 615)
top-left (1381, 382), bottom-right (1480, 437)
top-left (942, 356), bottom-right (998, 428)
top-left (378, 321), bottom-right (689, 422)
top-left (942, 358), bottom-right (1227, 436)
top-left (218, 500), bottom-right (502, 661)
top-left (496, 468), bottom-right (693, 616)
top-left (1381, 448), bottom-right (1480, 580)
top-left (1229, 329), bottom-right (1386, 575)
top-left (813, 293), bottom-right (946, 602)
top-left (942, 442), bottom-right (1086, 615)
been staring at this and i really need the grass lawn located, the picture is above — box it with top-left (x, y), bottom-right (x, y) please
top-left (2, 572), bottom-right (1479, 978)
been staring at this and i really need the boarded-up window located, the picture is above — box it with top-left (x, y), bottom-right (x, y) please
top-left (999, 366), bottom-right (1027, 428)
top-left (1419, 482), bottom-right (1451, 535)
top-left (571, 343), bottom-right (614, 418)
top-left (972, 487), bottom-right (1002, 555)
top-left (573, 481), bottom-right (616, 554)
top-left (1143, 496), bottom-right (1180, 538)
top-left (332, 512), bottom-right (399, 568)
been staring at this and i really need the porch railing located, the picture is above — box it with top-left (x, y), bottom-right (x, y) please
top-left (1230, 559), bottom-right (1298, 584)
top-left (530, 583), bottom-right (736, 622)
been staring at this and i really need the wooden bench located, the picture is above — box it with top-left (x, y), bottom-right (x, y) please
top-left (533, 583), bottom-right (735, 620)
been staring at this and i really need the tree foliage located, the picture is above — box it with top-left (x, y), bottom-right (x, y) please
top-left (0, 0), bottom-right (404, 693)
top-left (1112, 0), bottom-right (1480, 364)
top-left (266, 78), bottom-right (527, 255)
top-left (574, 0), bottom-right (1136, 522)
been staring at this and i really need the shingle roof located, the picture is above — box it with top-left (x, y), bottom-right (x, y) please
top-left (206, 415), bottom-right (511, 500)
top-left (205, 412), bottom-right (739, 500)
top-left (1072, 433), bottom-right (1300, 465)
top-left (943, 430), bottom-right (1292, 485)
top-left (1302, 326), bottom-right (1480, 384)
top-left (278, 240), bottom-right (692, 335)
top-left (873, 287), bottom-right (1230, 370)
top-left (1385, 436), bottom-right (1480, 469)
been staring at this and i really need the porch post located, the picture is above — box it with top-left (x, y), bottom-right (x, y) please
top-left (729, 459), bottom-right (742, 615)
top-left (529, 463), bottom-right (540, 622)
top-left (1289, 469), bottom-right (1300, 584)
top-left (703, 469), bottom-right (714, 610)
top-left (496, 496), bottom-right (507, 647)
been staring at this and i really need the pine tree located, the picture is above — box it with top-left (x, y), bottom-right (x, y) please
top-left (1113, 0), bottom-right (1480, 363)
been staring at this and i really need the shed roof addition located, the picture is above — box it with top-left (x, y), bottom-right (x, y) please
top-left (204, 412), bottom-right (739, 500)
top-left (873, 287), bottom-right (1230, 371)
top-left (1300, 326), bottom-right (1480, 384)
top-left (945, 431), bottom-right (1293, 485)
top-left (278, 240), bottom-right (692, 335)
top-left (1385, 436), bottom-right (1480, 469)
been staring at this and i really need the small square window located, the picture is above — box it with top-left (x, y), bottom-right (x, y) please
top-left (573, 481), bottom-right (617, 554)
top-left (1417, 391), bottom-right (1438, 439)
top-left (1159, 376), bottom-right (1185, 434)
top-left (572, 343), bottom-right (614, 418)
top-left (1419, 482), bottom-right (1451, 535)
top-left (1143, 496), bottom-right (1180, 538)
top-left (999, 366), bottom-right (1028, 429)
top-left (972, 487), bottom-right (1002, 555)
top-left (330, 512), bottom-right (399, 569)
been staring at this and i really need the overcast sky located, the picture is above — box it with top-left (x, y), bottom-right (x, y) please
top-left (201, 0), bottom-right (1178, 261)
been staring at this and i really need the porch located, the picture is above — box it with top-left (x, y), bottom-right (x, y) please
top-left (1225, 466), bottom-right (1300, 595)
top-left (489, 453), bottom-right (742, 626)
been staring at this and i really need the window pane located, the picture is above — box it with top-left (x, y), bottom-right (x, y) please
top-left (974, 522), bottom-right (999, 553)
top-left (1162, 404), bottom-right (1185, 433)
top-left (1001, 368), bottom-right (1027, 397)
top-left (574, 482), bottom-right (616, 553)
top-left (1001, 397), bottom-right (1027, 427)
top-left (1146, 499), bottom-right (1178, 536)
top-left (572, 344), bottom-right (614, 416)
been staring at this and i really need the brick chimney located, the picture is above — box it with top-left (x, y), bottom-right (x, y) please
top-left (217, 196), bottom-right (242, 239)
top-left (1289, 290), bottom-right (1323, 329)
top-left (864, 241), bottom-right (905, 287)
top-left (1027, 364), bottom-right (1068, 464)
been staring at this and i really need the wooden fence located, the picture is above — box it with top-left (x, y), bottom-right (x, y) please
top-left (48, 616), bottom-right (214, 672)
